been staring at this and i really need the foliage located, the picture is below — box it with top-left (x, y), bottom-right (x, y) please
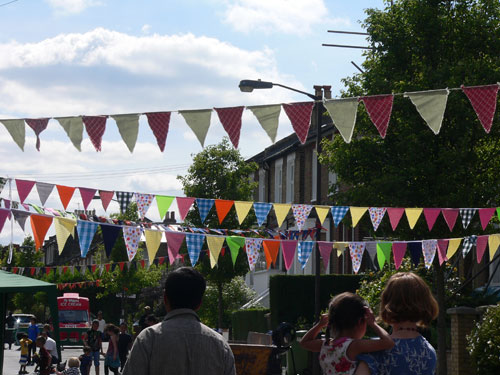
top-left (231, 308), bottom-right (270, 341)
top-left (467, 304), bottom-right (500, 374)
top-left (197, 276), bottom-right (257, 328)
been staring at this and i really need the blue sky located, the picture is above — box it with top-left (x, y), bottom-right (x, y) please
top-left (0, 0), bottom-right (386, 244)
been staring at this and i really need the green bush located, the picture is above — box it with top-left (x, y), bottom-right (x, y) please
top-left (467, 304), bottom-right (500, 374)
top-left (231, 308), bottom-right (270, 341)
top-left (269, 274), bottom-right (362, 328)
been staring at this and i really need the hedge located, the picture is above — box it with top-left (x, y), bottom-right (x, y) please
top-left (231, 308), bottom-right (270, 341)
top-left (269, 274), bottom-right (362, 328)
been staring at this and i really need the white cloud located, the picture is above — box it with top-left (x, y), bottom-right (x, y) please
top-left (45, 0), bottom-right (102, 15)
top-left (141, 24), bottom-right (152, 35)
top-left (222, 0), bottom-right (331, 34)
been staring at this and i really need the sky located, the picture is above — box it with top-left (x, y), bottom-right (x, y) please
top-left (0, 0), bottom-right (387, 245)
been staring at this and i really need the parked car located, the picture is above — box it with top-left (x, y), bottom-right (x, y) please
top-left (12, 313), bottom-right (36, 330)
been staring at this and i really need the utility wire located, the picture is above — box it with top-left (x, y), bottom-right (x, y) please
top-left (0, 0), bottom-right (19, 8)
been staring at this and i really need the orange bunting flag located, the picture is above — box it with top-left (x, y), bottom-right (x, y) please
top-left (30, 214), bottom-right (53, 250)
top-left (56, 185), bottom-right (76, 210)
top-left (215, 199), bottom-right (234, 224)
top-left (263, 240), bottom-right (280, 269)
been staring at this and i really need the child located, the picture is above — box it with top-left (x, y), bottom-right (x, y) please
top-left (300, 292), bottom-right (394, 375)
top-left (18, 333), bottom-right (32, 375)
top-left (83, 320), bottom-right (102, 375)
top-left (79, 346), bottom-right (93, 375)
top-left (56, 357), bottom-right (81, 375)
top-left (27, 317), bottom-right (39, 365)
top-left (35, 335), bottom-right (52, 375)
top-left (356, 272), bottom-right (439, 375)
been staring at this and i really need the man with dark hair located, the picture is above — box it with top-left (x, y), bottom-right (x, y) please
top-left (123, 267), bottom-right (235, 375)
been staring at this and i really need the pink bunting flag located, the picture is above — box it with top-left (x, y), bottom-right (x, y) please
top-left (79, 187), bottom-right (97, 210)
top-left (436, 239), bottom-right (449, 265)
top-left (476, 235), bottom-right (488, 263)
top-left (15, 179), bottom-right (36, 204)
top-left (369, 207), bottom-right (387, 231)
top-left (461, 84), bottom-right (499, 133)
top-left (442, 209), bottom-right (459, 231)
top-left (123, 226), bottom-right (142, 261)
top-left (387, 208), bottom-right (405, 231)
top-left (165, 231), bottom-right (186, 265)
top-left (99, 190), bottom-right (114, 211)
top-left (348, 242), bottom-right (366, 274)
top-left (359, 95), bottom-right (394, 138)
top-left (145, 112), bottom-right (171, 152)
top-left (282, 102), bottom-right (315, 144)
top-left (392, 242), bottom-right (407, 269)
top-left (25, 118), bottom-right (49, 151)
top-left (83, 116), bottom-right (107, 151)
top-left (214, 106), bottom-right (244, 148)
top-left (479, 208), bottom-right (496, 230)
top-left (176, 197), bottom-right (195, 221)
top-left (423, 208), bottom-right (441, 231)
top-left (281, 240), bottom-right (297, 271)
top-left (317, 241), bottom-right (333, 269)
top-left (0, 208), bottom-right (9, 233)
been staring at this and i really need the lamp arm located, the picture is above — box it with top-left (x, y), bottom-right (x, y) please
top-left (272, 83), bottom-right (319, 100)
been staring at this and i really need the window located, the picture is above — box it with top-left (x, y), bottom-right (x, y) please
top-left (274, 159), bottom-right (283, 203)
top-left (258, 169), bottom-right (266, 202)
top-left (311, 149), bottom-right (317, 201)
top-left (286, 153), bottom-right (295, 203)
top-left (328, 170), bottom-right (338, 195)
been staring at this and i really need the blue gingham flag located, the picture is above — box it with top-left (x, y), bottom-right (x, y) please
top-left (77, 220), bottom-right (99, 258)
top-left (253, 202), bottom-right (273, 226)
top-left (196, 198), bottom-right (215, 223)
top-left (462, 235), bottom-right (477, 257)
top-left (298, 241), bottom-right (314, 269)
top-left (186, 233), bottom-right (205, 266)
top-left (331, 206), bottom-right (349, 227)
top-left (116, 191), bottom-right (133, 213)
top-left (460, 208), bottom-right (476, 229)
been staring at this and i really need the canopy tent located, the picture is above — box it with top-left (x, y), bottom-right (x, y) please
top-left (0, 270), bottom-right (60, 375)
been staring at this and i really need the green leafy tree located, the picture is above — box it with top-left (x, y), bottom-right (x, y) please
top-left (319, 1), bottom-right (500, 373)
top-left (178, 138), bottom-right (259, 328)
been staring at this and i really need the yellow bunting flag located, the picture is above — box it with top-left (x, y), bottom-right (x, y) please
top-left (488, 234), bottom-right (500, 259)
top-left (54, 217), bottom-right (76, 254)
top-left (334, 242), bottom-right (348, 257)
top-left (234, 201), bottom-right (253, 224)
top-left (350, 207), bottom-right (368, 227)
top-left (447, 238), bottom-right (462, 259)
top-left (145, 230), bottom-right (162, 262)
top-left (314, 206), bottom-right (330, 225)
top-left (206, 236), bottom-right (225, 268)
top-left (405, 208), bottom-right (423, 229)
top-left (273, 203), bottom-right (291, 227)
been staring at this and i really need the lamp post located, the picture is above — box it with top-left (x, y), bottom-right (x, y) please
top-left (239, 78), bottom-right (325, 324)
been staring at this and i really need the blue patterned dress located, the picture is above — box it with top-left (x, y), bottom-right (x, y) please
top-left (357, 336), bottom-right (436, 375)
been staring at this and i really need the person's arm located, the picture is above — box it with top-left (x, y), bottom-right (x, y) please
top-left (347, 307), bottom-right (394, 359)
top-left (111, 335), bottom-right (118, 360)
top-left (98, 335), bottom-right (103, 355)
top-left (299, 313), bottom-right (329, 352)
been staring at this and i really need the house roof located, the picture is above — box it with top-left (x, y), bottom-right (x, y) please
top-left (0, 270), bottom-right (56, 293)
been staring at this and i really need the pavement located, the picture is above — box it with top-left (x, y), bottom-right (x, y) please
top-left (2, 343), bottom-right (110, 375)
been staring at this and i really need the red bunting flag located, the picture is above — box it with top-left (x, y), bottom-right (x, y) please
top-left (62, 266), bottom-right (68, 274)
top-left (30, 267), bottom-right (36, 276)
top-left (359, 95), bottom-right (394, 138)
top-left (461, 84), bottom-right (499, 133)
top-left (56, 185), bottom-right (76, 210)
top-left (25, 118), bottom-right (49, 151)
top-left (215, 200), bottom-right (234, 224)
top-left (476, 235), bottom-right (488, 263)
top-left (79, 187), bottom-right (97, 210)
top-left (105, 263), bottom-right (111, 272)
top-left (140, 260), bottom-right (146, 269)
top-left (423, 208), bottom-right (441, 231)
top-left (45, 267), bottom-right (51, 275)
top-left (91, 264), bottom-right (97, 273)
top-left (442, 209), bottom-right (459, 231)
top-left (263, 240), bottom-right (281, 269)
top-left (214, 106), bottom-right (244, 148)
top-left (99, 190), bottom-right (114, 211)
top-left (387, 208), bottom-right (405, 231)
top-left (282, 102), bottom-right (314, 144)
top-left (12, 267), bottom-right (18, 274)
top-left (119, 262), bottom-right (125, 271)
top-left (392, 242), bottom-right (406, 269)
top-left (159, 256), bottom-right (165, 265)
top-left (82, 116), bottom-right (107, 151)
top-left (479, 208), bottom-right (496, 230)
top-left (30, 214), bottom-right (53, 250)
top-left (145, 112), bottom-right (171, 152)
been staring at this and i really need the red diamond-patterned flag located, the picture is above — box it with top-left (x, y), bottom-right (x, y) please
top-left (283, 102), bottom-right (314, 144)
top-left (214, 106), bottom-right (244, 148)
top-left (145, 112), bottom-right (171, 152)
top-left (25, 118), bottom-right (49, 151)
top-left (461, 84), bottom-right (499, 133)
top-left (83, 116), bottom-right (107, 151)
top-left (359, 95), bottom-right (394, 138)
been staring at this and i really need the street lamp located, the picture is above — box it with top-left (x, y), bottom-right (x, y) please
top-left (239, 78), bottom-right (324, 323)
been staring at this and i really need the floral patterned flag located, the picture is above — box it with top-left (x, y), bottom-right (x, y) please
top-left (281, 240), bottom-right (297, 271)
top-left (245, 238), bottom-right (263, 271)
top-left (123, 226), bottom-right (142, 261)
top-left (291, 204), bottom-right (313, 230)
top-left (369, 207), bottom-right (387, 231)
top-left (349, 242), bottom-right (366, 274)
top-left (134, 193), bottom-right (154, 219)
top-left (298, 241), bottom-right (314, 269)
top-left (422, 240), bottom-right (437, 269)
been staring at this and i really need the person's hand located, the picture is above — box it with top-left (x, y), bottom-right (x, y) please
top-left (319, 313), bottom-right (329, 328)
top-left (364, 307), bottom-right (376, 326)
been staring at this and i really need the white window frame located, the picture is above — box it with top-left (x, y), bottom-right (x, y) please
top-left (258, 169), bottom-right (266, 202)
top-left (328, 170), bottom-right (338, 195)
top-left (311, 149), bottom-right (318, 202)
top-left (274, 159), bottom-right (283, 203)
top-left (286, 153), bottom-right (295, 203)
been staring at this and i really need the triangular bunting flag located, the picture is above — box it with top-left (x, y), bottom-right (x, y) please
top-left (408, 242), bottom-right (422, 267)
top-left (476, 235), bottom-right (488, 263)
top-left (387, 207), bottom-right (405, 231)
top-left (405, 89), bottom-right (449, 134)
top-left (25, 118), bottom-right (49, 151)
top-left (442, 209), bottom-right (459, 231)
top-left (317, 241), bottom-right (333, 269)
top-left (112, 114), bottom-right (140, 153)
top-left (282, 102), bottom-right (314, 144)
top-left (79, 187), bottom-right (97, 210)
top-left (176, 197), bottom-right (195, 221)
top-left (99, 190), bottom-right (114, 211)
top-left (314, 206), bottom-right (330, 226)
top-left (350, 207), bottom-right (368, 227)
top-left (179, 109), bottom-right (212, 147)
top-left (460, 208), bottom-right (476, 229)
top-left (392, 242), bottom-right (407, 269)
top-left (56, 185), bottom-right (76, 210)
top-left (101, 223), bottom-right (121, 258)
top-left (54, 217), bottom-right (76, 255)
top-left (214, 200), bottom-right (234, 224)
top-left (423, 208), bottom-right (441, 231)
top-left (116, 191), bottom-right (133, 214)
top-left (1, 119), bottom-right (25, 150)
top-left (349, 242), bottom-right (366, 274)
top-left (405, 208), bottom-right (423, 229)
top-left (30, 214), bottom-right (53, 250)
top-left (488, 234), bottom-right (500, 260)
top-left (437, 239), bottom-right (449, 265)
top-left (245, 238), bottom-right (263, 271)
top-left (214, 106), bottom-right (244, 148)
top-left (134, 193), bottom-right (154, 219)
top-left (274, 204), bottom-right (291, 227)
top-left (123, 226), bottom-right (142, 261)
top-left (56, 116), bottom-right (84, 151)
top-left (359, 95), bottom-right (394, 138)
top-left (377, 242), bottom-right (392, 269)
top-left (263, 240), bottom-right (280, 269)
top-left (0, 209), bottom-right (9, 233)
top-left (368, 207), bottom-right (387, 231)
top-left (253, 202), bottom-right (272, 226)
top-left (196, 198), bottom-right (215, 223)
top-left (479, 208), bottom-right (496, 230)
top-left (248, 104), bottom-right (281, 143)
top-left (331, 206), bottom-right (349, 227)
top-left (165, 231), bottom-right (185, 265)
top-left (156, 195), bottom-right (175, 220)
top-left (76, 220), bottom-right (98, 258)
top-left (461, 84), bottom-right (499, 133)
top-left (447, 238), bottom-right (462, 259)
top-left (281, 240), bottom-right (297, 271)
top-left (226, 236), bottom-right (245, 266)
top-left (186, 233), bottom-right (205, 266)
top-left (82, 116), bottom-right (107, 152)
top-left (207, 235), bottom-right (225, 268)
top-left (145, 230), bottom-right (162, 262)
top-left (422, 240), bottom-right (437, 268)
top-left (291, 204), bottom-right (313, 230)
top-left (323, 98), bottom-right (359, 143)
top-left (298, 241), bottom-right (314, 269)
top-left (145, 112), bottom-right (171, 152)
top-left (365, 242), bottom-right (378, 268)
top-left (234, 201), bottom-right (253, 224)
top-left (36, 182), bottom-right (55, 206)
top-left (12, 210), bottom-right (30, 232)
top-left (462, 235), bottom-right (477, 257)
top-left (16, 179), bottom-right (35, 204)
